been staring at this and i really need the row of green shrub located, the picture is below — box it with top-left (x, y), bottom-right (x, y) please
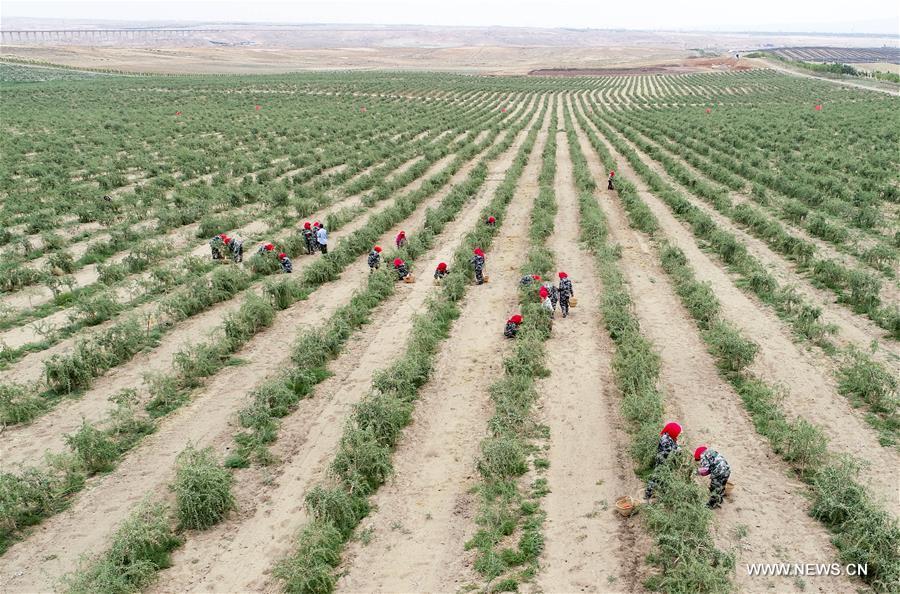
top-left (583, 106), bottom-right (900, 592)
top-left (275, 98), bottom-right (547, 594)
top-left (465, 100), bottom-right (558, 591)
top-left (0, 98), bottom-right (532, 557)
top-left (564, 102), bottom-right (734, 593)
top-left (579, 99), bottom-right (900, 445)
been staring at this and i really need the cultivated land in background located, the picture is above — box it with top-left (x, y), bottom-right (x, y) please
top-left (1, 60), bottom-right (898, 594)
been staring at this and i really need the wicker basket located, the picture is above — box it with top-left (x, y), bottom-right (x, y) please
top-left (404, 274), bottom-right (415, 284)
top-left (569, 297), bottom-right (578, 307)
top-left (724, 482), bottom-right (735, 496)
top-left (615, 496), bottom-right (636, 517)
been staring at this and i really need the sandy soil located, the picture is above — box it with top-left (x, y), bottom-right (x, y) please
top-left (570, 94), bottom-right (861, 593)
top-left (578, 103), bottom-right (900, 514)
top-left (147, 94), bottom-right (543, 594)
top-left (0, 97), bottom-right (539, 594)
top-left (333, 101), bottom-right (549, 594)
top-left (535, 96), bottom-right (649, 592)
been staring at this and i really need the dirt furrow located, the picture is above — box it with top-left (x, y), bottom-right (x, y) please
top-left (0, 149), bottom-right (473, 470)
top-left (0, 106), bottom-right (538, 593)
top-left (146, 106), bottom-right (544, 594)
top-left (578, 104), bottom-right (900, 511)
top-left (535, 103), bottom-right (640, 592)
top-left (334, 105), bottom-right (550, 594)
top-left (609, 120), bottom-right (898, 368)
top-left (570, 99), bottom-right (860, 593)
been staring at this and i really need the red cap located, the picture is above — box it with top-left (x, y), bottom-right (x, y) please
top-left (509, 314), bottom-right (523, 325)
top-left (374, 245), bottom-right (382, 252)
top-left (558, 271), bottom-right (568, 279)
top-left (264, 243), bottom-right (274, 251)
top-left (393, 258), bottom-right (403, 267)
top-left (223, 237), bottom-right (231, 245)
top-left (437, 262), bottom-right (447, 271)
top-left (278, 252), bottom-right (286, 259)
top-left (661, 422), bottom-right (682, 440)
top-left (539, 286), bottom-right (549, 299)
top-left (304, 222), bottom-right (311, 229)
top-left (314, 221), bottom-right (321, 226)
top-left (487, 216), bottom-right (496, 223)
top-left (473, 248), bottom-right (485, 257)
top-left (398, 231), bottom-right (406, 237)
top-left (694, 446), bottom-right (708, 461)
top-left (532, 274), bottom-right (541, 281)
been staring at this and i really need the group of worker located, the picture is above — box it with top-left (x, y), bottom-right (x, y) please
top-left (504, 271), bottom-right (575, 338)
top-left (209, 233), bottom-right (244, 263)
top-left (255, 242), bottom-right (293, 273)
top-left (301, 221), bottom-right (329, 255)
top-left (647, 422), bottom-right (731, 509)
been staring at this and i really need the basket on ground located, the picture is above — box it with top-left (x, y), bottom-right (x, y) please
top-left (615, 496), bottom-right (636, 517)
top-left (404, 274), bottom-right (415, 284)
top-left (569, 297), bottom-right (578, 307)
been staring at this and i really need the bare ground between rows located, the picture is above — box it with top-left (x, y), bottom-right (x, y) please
top-left (535, 112), bottom-right (649, 593)
top-left (609, 121), bottom-right (899, 370)
top-left (146, 107), bottom-right (543, 594)
top-left (0, 149), bottom-right (469, 471)
top-left (334, 107), bottom-right (550, 594)
top-left (0, 103), bottom-right (537, 593)
top-left (570, 98), bottom-right (860, 593)
top-left (578, 104), bottom-right (900, 513)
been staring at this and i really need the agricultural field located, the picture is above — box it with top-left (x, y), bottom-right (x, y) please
top-left (0, 64), bottom-right (898, 594)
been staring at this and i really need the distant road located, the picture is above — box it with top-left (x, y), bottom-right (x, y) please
top-left (759, 58), bottom-right (900, 96)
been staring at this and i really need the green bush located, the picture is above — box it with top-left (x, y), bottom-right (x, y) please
top-left (172, 446), bottom-right (235, 530)
top-left (64, 421), bottom-right (119, 474)
top-left (703, 320), bottom-right (758, 373)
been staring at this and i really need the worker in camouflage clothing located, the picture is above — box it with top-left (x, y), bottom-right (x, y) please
top-left (471, 248), bottom-right (486, 285)
top-left (302, 222), bottom-right (316, 255)
top-left (434, 262), bottom-right (449, 280)
top-left (694, 446), bottom-right (731, 509)
top-left (278, 252), bottom-right (293, 274)
top-left (542, 281), bottom-right (558, 313)
top-left (393, 257), bottom-right (410, 281)
top-left (519, 274), bottom-right (541, 286)
top-left (210, 234), bottom-right (227, 260)
top-left (504, 314), bottom-right (522, 338)
top-left (368, 245), bottom-right (382, 273)
top-left (229, 234), bottom-right (244, 263)
top-left (558, 271), bottom-right (574, 318)
top-left (645, 422), bottom-right (682, 500)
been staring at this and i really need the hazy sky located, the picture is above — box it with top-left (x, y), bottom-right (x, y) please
top-left (4, 0), bottom-right (900, 33)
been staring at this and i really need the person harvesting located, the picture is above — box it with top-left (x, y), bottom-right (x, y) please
top-left (278, 252), bottom-right (293, 273)
top-left (433, 262), bottom-right (449, 280)
top-left (393, 257), bottom-right (410, 281)
top-left (368, 245), bottom-right (382, 273)
top-left (504, 314), bottom-right (523, 338)
top-left (694, 446), bottom-right (731, 509)
top-left (471, 247), bottom-right (486, 285)
top-left (645, 421), bottom-right (682, 500)
top-left (316, 224), bottom-right (329, 254)
top-left (301, 222), bottom-right (316, 255)
top-left (558, 271), bottom-right (574, 318)
top-left (395, 230), bottom-right (407, 249)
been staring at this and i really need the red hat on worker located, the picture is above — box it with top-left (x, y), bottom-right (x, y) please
top-left (558, 271), bottom-right (568, 279)
top-left (509, 314), bottom-right (523, 325)
top-left (437, 262), bottom-right (447, 271)
top-left (473, 248), bottom-right (485, 257)
top-left (304, 222), bottom-right (311, 229)
top-left (661, 422), bottom-right (682, 440)
top-left (487, 216), bottom-right (496, 223)
top-left (223, 237), bottom-right (231, 245)
top-left (694, 446), bottom-right (708, 461)
top-left (398, 230), bottom-right (406, 236)
top-left (264, 243), bottom-right (274, 251)
top-left (532, 274), bottom-right (541, 281)
top-left (278, 252), bottom-right (287, 259)
top-left (374, 245), bottom-right (382, 252)
top-left (393, 258), bottom-right (403, 267)
top-left (539, 286), bottom-right (549, 299)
